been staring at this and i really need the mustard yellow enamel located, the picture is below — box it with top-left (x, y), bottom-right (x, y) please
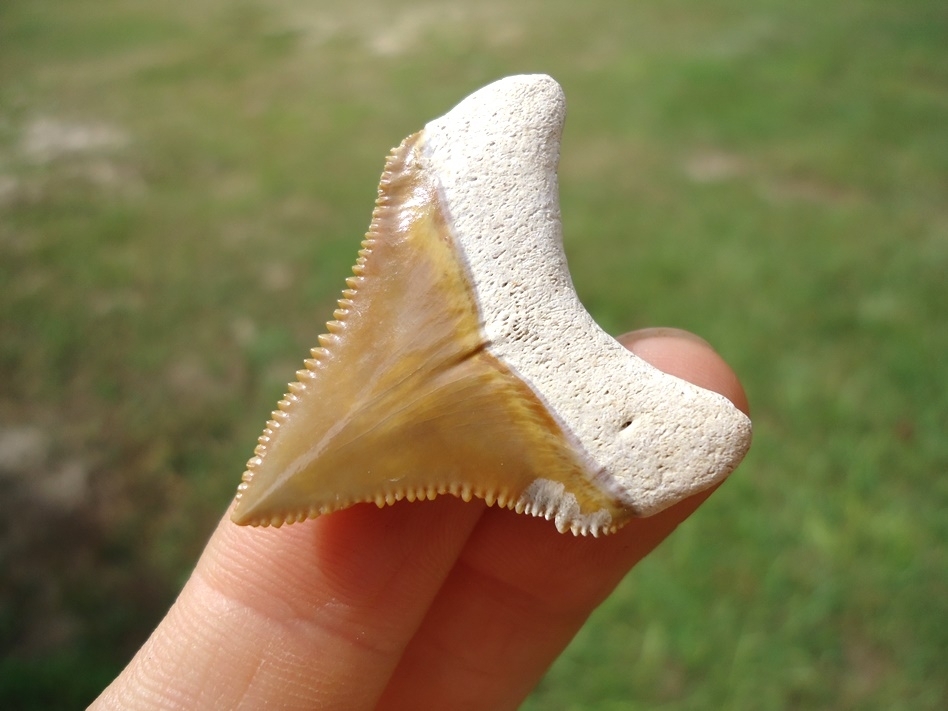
top-left (231, 133), bottom-right (625, 529)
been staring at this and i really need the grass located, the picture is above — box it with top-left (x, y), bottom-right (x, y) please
top-left (1, 0), bottom-right (946, 707)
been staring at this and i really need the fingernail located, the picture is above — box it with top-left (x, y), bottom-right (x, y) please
top-left (617, 327), bottom-right (714, 351)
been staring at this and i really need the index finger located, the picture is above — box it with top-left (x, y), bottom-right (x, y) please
top-left (93, 329), bottom-right (749, 711)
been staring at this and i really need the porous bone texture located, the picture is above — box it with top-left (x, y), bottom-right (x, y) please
top-left (422, 74), bottom-right (752, 515)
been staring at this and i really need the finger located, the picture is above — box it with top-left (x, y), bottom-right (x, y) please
top-left (93, 496), bottom-right (486, 710)
top-left (616, 327), bottom-right (749, 414)
top-left (376, 328), bottom-right (750, 710)
top-left (93, 328), bottom-right (749, 711)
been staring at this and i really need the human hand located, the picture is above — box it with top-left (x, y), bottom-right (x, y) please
top-left (91, 327), bottom-right (749, 710)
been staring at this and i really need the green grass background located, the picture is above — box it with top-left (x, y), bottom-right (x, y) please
top-left (1, 0), bottom-right (945, 707)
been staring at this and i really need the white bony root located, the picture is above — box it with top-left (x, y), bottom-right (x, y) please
top-left (422, 75), bottom-right (752, 517)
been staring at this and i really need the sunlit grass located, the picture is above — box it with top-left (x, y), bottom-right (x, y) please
top-left (1, 0), bottom-right (945, 707)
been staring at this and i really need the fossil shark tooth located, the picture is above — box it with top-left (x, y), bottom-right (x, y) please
top-left (231, 74), bottom-right (752, 536)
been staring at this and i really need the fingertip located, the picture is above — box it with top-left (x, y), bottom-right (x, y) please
top-left (617, 327), bottom-right (750, 416)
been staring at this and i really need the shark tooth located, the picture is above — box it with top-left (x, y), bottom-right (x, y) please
top-left (232, 74), bottom-right (752, 536)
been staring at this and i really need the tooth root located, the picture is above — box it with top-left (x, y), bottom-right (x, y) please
top-left (231, 75), bottom-right (751, 535)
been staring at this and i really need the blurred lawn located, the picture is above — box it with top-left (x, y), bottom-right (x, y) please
top-left (1, 0), bottom-right (946, 708)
